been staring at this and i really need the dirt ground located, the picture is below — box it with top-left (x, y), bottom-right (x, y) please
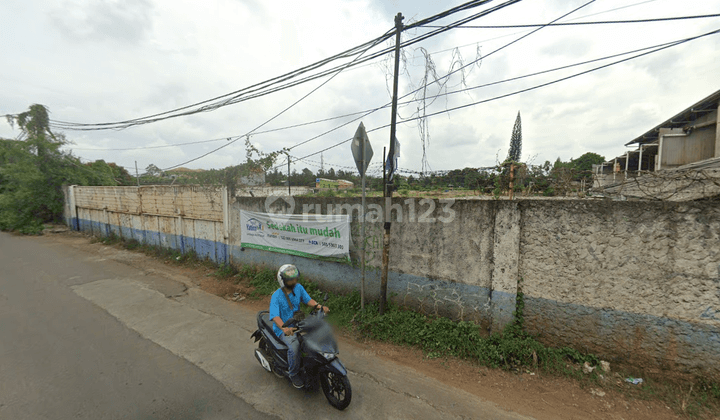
top-left (43, 229), bottom-right (715, 420)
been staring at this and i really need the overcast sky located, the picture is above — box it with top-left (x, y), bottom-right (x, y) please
top-left (2, 0), bottom-right (720, 175)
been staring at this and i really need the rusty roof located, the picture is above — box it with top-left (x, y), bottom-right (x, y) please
top-left (625, 88), bottom-right (720, 146)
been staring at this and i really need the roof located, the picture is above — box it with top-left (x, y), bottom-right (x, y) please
top-left (168, 167), bottom-right (205, 173)
top-left (316, 178), bottom-right (354, 185)
top-left (625, 89), bottom-right (720, 146)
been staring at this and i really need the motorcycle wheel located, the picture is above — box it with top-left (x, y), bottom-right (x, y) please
top-left (319, 371), bottom-right (352, 410)
top-left (259, 337), bottom-right (285, 379)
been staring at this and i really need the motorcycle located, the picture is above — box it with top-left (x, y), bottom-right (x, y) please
top-left (250, 294), bottom-right (352, 410)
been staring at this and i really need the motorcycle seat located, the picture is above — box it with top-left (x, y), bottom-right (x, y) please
top-left (258, 311), bottom-right (287, 350)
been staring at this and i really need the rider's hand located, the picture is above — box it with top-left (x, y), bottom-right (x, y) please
top-left (282, 327), bottom-right (295, 336)
top-left (322, 305), bottom-right (330, 314)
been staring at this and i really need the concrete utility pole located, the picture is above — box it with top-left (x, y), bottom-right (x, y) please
top-left (509, 163), bottom-right (515, 200)
top-left (380, 12), bottom-right (404, 315)
top-left (287, 158), bottom-right (291, 195)
top-left (135, 161), bottom-right (140, 187)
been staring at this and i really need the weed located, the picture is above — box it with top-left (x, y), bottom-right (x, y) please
top-left (249, 267), bottom-right (277, 298)
top-left (213, 263), bottom-right (238, 279)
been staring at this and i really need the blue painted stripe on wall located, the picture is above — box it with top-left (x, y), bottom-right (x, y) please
top-left (524, 296), bottom-right (720, 376)
top-left (228, 245), bottom-right (494, 325)
top-left (75, 219), bottom-right (228, 265)
top-left (490, 291), bottom-right (517, 329)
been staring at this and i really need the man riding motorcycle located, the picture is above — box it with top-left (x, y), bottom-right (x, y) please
top-left (269, 264), bottom-right (329, 388)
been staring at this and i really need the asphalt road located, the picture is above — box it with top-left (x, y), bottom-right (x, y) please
top-left (0, 232), bottom-right (276, 420)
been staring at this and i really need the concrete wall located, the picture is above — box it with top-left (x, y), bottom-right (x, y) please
top-left (63, 186), bottom-right (720, 377)
top-left (67, 185), bottom-right (229, 263)
top-left (519, 200), bottom-right (720, 376)
top-left (235, 186), bottom-right (311, 197)
top-left (226, 197), bottom-right (502, 328)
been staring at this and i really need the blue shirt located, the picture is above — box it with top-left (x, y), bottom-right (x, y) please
top-left (269, 284), bottom-right (312, 338)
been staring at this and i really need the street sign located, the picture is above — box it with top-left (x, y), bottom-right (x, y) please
top-left (351, 122), bottom-right (373, 176)
top-left (386, 136), bottom-right (400, 181)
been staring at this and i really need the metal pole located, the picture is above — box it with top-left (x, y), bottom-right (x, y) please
top-left (287, 158), bottom-right (291, 195)
top-left (380, 12), bottom-right (403, 316)
top-left (509, 163), bottom-right (515, 200)
top-left (624, 151), bottom-right (629, 179)
top-left (360, 142), bottom-right (366, 311)
top-left (135, 161), bottom-right (140, 187)
top-left (380, 13), bottom-right (403, 315)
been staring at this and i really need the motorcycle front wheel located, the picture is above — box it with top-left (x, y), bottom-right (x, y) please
top-left (319, 370), bottom-right (352, 410)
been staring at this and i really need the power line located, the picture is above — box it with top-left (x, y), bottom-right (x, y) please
top-left (68, 31), bottom-right (690, 155)
top-left (563, 0), bottom-right (662, 21)
top-left (331, 0), bottom-right (673, 76)
top-left (48, 0), bottom-right (510, 131)
top-left (66, 109), bottom-right (376, 151)
top-left (283, 26), bottom-right (720, 168)
top-left (273, 0), bottom-right (596, 165)
top-left (160, 29), bottom-right (389, 172)
top-left (49, 32), bottom-right (393, 130)
top-left (421, 13), bottom-right (720, 28)
top-left (145, 1), bottom-right (523, 168)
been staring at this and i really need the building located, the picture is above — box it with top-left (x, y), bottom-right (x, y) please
top-left (593, 90), bottom-right (720, 201)
top-left (315, 178), bottom-right (354, 190)
top-left (595, 89), bottom-right (720, 185)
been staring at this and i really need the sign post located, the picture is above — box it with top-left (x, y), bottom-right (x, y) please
top-left (351, 122), bottom-right (373, 310)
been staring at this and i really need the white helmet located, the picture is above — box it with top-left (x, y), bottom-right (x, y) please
top-left (277, 264), bottom-right (300, 289)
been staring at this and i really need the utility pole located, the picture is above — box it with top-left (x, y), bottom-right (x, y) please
top-left (509, 163), bottom-right (515, 200)
top-left (360, 143), bottom-right (366, 311)
top-left (287, 157), bottom-right (291, 195)
top-left (380, 12), bottom-right (404, 315)
top-left (135, 161), bottom-right (140, 187)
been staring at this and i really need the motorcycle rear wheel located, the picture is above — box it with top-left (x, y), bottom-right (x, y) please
top-left (258, 337), bottom-right (284, 378)
top-left (319, 370), bottom-right (352, 410)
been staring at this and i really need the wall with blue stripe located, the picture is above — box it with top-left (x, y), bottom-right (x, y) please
top-left (63, 187), bottom-right (720, 378)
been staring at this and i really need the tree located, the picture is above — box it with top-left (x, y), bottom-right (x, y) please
top-left (1, 104), bottom-right (118, 233)
top-left (506, 111), bottom-right (522, 163)
top-left (569, 152), bottom-right (605, 172)
top-left (145, 164), bottom-right (163, 177)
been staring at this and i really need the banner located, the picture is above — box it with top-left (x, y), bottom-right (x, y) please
top-left (240, 210), bottom-right (350, 259)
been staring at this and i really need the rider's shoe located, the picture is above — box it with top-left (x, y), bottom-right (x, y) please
top-left (290, 374), bottom-right (304, 389)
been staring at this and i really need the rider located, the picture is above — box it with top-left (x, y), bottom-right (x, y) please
top-left (269, 264), bottom-right (329, 388)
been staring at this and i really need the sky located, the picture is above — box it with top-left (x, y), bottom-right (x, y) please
top-left (2, 0), bottom-right (720, 176)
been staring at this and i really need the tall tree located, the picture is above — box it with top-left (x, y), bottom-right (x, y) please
top-left (506, 111), bottom-right (522, 163)
top-left (1, 105), bottom-right (126, 233)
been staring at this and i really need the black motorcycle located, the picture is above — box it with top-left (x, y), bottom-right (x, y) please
top-left (250, 295), bottom-right (352, 410)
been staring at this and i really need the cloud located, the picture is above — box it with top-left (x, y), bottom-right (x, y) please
top-left (540, 36), bottom-right (592, 58)
top-left (48, 0), bottom-right (154, 45)
top-left (2, 0), bottom-right (719, 174)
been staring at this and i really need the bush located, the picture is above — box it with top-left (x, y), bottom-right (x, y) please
top-left (249, 267), bottom-right (277, 297)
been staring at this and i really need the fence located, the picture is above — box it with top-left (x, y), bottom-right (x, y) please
top-left (63, 185), bottom-right (720, 378)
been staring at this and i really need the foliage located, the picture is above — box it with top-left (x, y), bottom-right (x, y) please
top-left (506, 111), bottom-right (522, 163)
top-left (1, 105), bottom-right (130, 233)
top-left (248, 266), bottom-right (278, 298)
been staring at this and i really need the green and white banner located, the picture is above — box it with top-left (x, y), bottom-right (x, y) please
top-left (240, 210), bottom-right (350, 259)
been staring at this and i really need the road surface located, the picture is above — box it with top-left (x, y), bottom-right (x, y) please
top-left (0, 231), bottom-right (530, 420)
top-left (0, 232), bottom-right (275, 420)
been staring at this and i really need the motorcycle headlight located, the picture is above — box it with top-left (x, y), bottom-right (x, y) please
top-left (321, 352), bottom-right (337, 360)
